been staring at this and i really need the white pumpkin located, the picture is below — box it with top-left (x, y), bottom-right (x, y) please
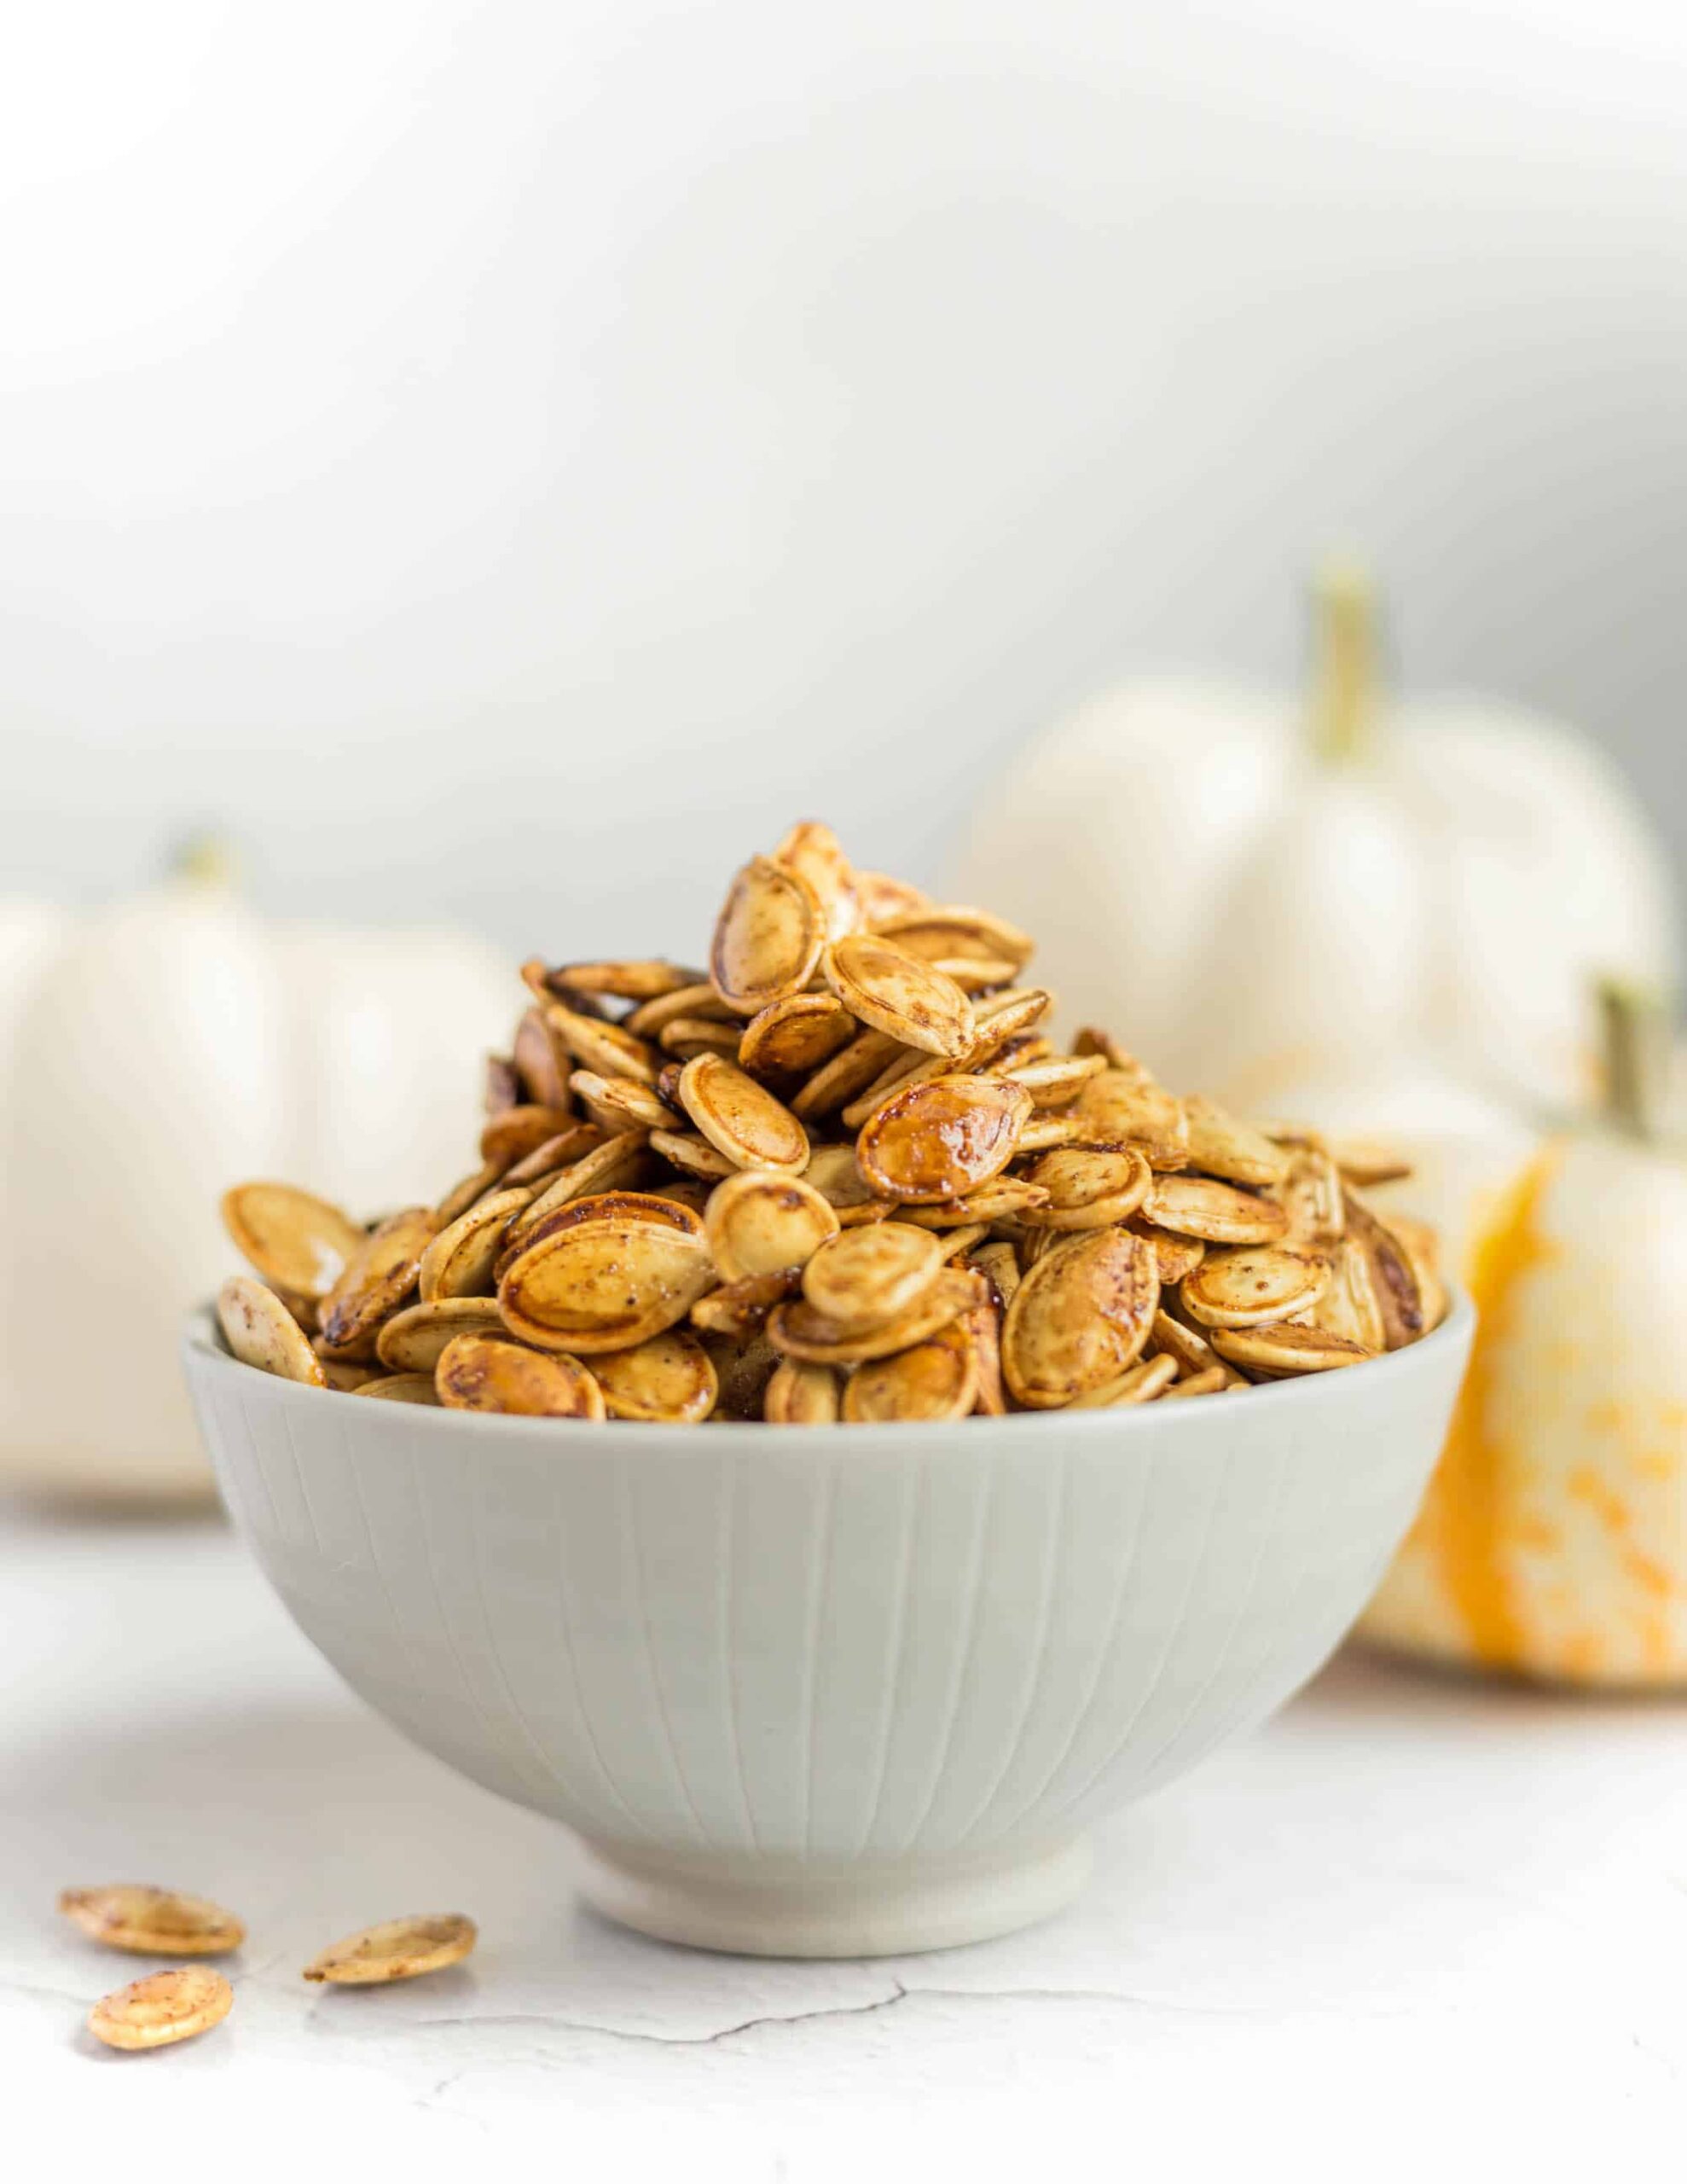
top-left (0, 850), bottom-right (516, 1500)
top-left (954, 567), bottom-right (1677, 1114)
top-left (1358, 990), bottom-right (1687, 1686)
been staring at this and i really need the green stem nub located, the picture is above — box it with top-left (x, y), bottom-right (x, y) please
top-left (1307, 558), bottom-right (1377, 768)
top-left (1597, 976), bottom-right (1672, 1142)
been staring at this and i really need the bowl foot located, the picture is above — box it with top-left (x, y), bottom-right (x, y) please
top-left (571, 1833), bottom-right (1093, 1958)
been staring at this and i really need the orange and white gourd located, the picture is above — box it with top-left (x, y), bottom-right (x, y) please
top-left (1360, 990), bottom-right (1687, 1685)
top-left (954, 567), bottom-right (1676, 1118)
top-left (0, 846), bottom-right (514, 1498)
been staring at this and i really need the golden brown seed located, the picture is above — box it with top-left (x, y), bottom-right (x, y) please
top-left (1001, 1228), bottom-right (1161, 1410)
top-left (513, 1006), bottom-right (572, 1108)
top-left (436, 1333), bottom-right (605, 1418)
top-left (843, 1321), bottom-right (979, 1423)
top-left (768, 1266), bottom-right (985, 1366)
top-left (1125, 1219), bottom-right (1207, 1286)
top-left (704, 1169), bottom-right (839, 1282)
top-left (995, 1052), bottom-right (1108, 1107)
top-left (678, 1053), bottom-right (809, 1174)
top-left (1342, 1191), bottom-right (1425, 1350)
top-left (1182, 1096), bottom-right (1294, 1188)
top-left (763, 1358), bottom-right (842, 1424)
top-left (658, 1018), bottom-right (743, 1060)
top-left (1069, 1071), bottom-right (1189, 1170)
top-left (377, 1297), bottom-right (507, 1372)
top-left (970, 1239), bottom-right (1021, 1310)
top-left (1389, 1215), bottom-right (1447, 1333)
top-left (549, 959), bottom-right (700, 1000)
top-left (570, 1070), bottom-right (681, 1136)
top-left (623, 982), bottom-right (738, 1038)
top-left (791, 1027), bottom-right (905, 1118)
top-left (501, 1124), bottom-right (610, 1188)
top-left (1180, 1246), bottom-right (1330, 1329)
top-left (1162, 1365), bottom-right (1231, 1399)
top-left (774, 819), bottom-right (859, 944)
top-left (436, 1159), bottom-right (510, 1225)
top-left (801, 1141), bottom-right (883, 1220)
top-left (1149, 1308), bottom-right (1219, 1377)
top-left (647, 1128), bottom-right (739, 1181)
top-left (316, 1206), bottom-right (438, 1358)
top-left (1333, 1138), bottom-right (1415, 1186)
top-left (1141, 1176), bottom-right (1289, 1246)
top-left (690, 1269), bottom-right (800, 1339)
top-left (500, 1217), bottom-right (715, 1353)
top-left (855, 870), bottom-right (930, 928)
top-left (506, 1136), bottom-right (653, 1247)
top-left (60, 1884), bottom-right (245, 1958)
top-left (1309, 1238), bottom-right (1387, 1352)
top-left (1011, 1114), bottom-right (1082, 1153)
top-left (420, 1189), bottom-right (531, 1301)
top-left (353, 1374), bottom-right (443, 1403)
top-left (957, 987), bottom-right (1056, 1069)
top-left (217, 1276), bottom-right (328, 1387)
top-left (933, 1221), bottom-right (992, 1263)
top-left (929, 954), bottom-right (1021, 993)
top-left (1209, 1323), bottom-right (1373, 1377)
top-left (479, 1104), bottom-right (577, 1167)
top-left (877, 904), bottom-right (1035, 972)
top-left (839, 1046), bottom-right (941, 1130)
top-left (823, 932), bottom-right (975, 1060)
top-left (221, 1182), bottom-right (366, 1300)
top-left (801, 1223), bottom-right (944, 1333)
top-left (710, 855), bottom-right (826, 1015)
top-left (1065, 1352), bottom-right (1179, 1409)
top-left (484, 1054), bottom-right (521, 1114)
top-left (961, 1289), bottom-right (1008, 1414)
top-left (513, 1188), bottom-right (704, 1252)
top-left (322, 1359), bottom-right (383, 1391)
top-left (855, 1074), bottom-right (1032, 1204)
top-left (588, 1328), bottom-right (717, 1422)
top-left (303, 1913), bottom-right (478, 1984)
top-left (738, 992), bottom-right (858, 1081)
top-left (525, 979), bottom-right (660, 1086)
top-left (1017, 1146), bottom-right (1151, 1229)
top-left (1269, 1147), bottom-right (1346, 1246)
top-left (894, 1178), bottom-right (1054, 1227)
top-left (88, 1966), bottom-right (234, 2051)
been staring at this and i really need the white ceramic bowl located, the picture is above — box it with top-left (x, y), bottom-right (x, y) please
top-left (184, 1293), bottom-right (1472, 1957)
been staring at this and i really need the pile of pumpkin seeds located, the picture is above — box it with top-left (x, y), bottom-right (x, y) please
top-left (217, 822), bottom-right (1446, 1424)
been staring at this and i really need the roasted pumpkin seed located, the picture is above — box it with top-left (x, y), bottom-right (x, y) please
top-left (843, 1320), bottom-right (978, 1423)
top-left (420, 1189), bottom-right (531, 1300)
top-left (1018, 1146), bottom-right (1151, 1229)
top-left (61, 1884), bottom-right (245, 1958)
top-left (704, 1169), bottom-right (839, 1282)
top-left (1001, 1228), bottom-right (1160, 1409)
top-left (588, 1328), bottom-right (717, 1422)
top-left (217, 1276), bottom-right (327, 1387)
top-left (377, 1297), bottom-right (506, 1373)
top-left (1180, 1246), bottom-right (1330, 1329)
top-left (710, 855), bottom-right (826, 1015)
top-left (316, 1206), bottom-right (438, 1358)
top-left (678, 1054), bottom-right (809, 1174)
top-left (1142, 1176), bottom-right (1289, 1246)
top-left (221, 1182), bottom-right (365, 1300)
top-left (1065, 1352), bottom-right (1179, 1409)
top-left (1209, 1323), bottom-right (1372, 1376)
top-left (436, 1333), bottom-right (605, 1418)
top-left (303, 1913), bottom-right (478, 1984)
top-left (89, 1966), bottom-right (233, 2051)
top-left (801, 1222), bottom-right (944, 1333)
top-left (774, 819), bottom-right (859, 945)
top-left (768, 1266), bottom-right (985, 1365)
top-left (763, 1358), bottom-right (842, 1424)
top-left (500, 1217), bottom-right (714, 1353)
top-left (855, 1075), bottom-right (1032, 1203)
top-left (739, 992), bottom-right (857, 1079)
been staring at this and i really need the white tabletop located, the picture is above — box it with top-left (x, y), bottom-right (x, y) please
top-left (5, 1501), bottom-right (1683, 2177)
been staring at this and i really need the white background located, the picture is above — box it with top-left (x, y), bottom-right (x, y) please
top-left (3, 0), bottom-right (1684, 954)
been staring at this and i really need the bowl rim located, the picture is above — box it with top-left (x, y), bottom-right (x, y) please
top-left (183, 1282), bottom-right (1472, 1449)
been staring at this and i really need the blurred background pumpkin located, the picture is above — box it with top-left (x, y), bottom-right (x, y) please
top-left (0, 844), bottom-right (513, 1499)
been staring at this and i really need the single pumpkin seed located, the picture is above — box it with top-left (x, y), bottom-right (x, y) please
top-left (1209, 1323), bottom-right (1372, 1377)
top-left (801, 1222), bottom-right (944, 1333)
top-left (1182, 1095), bottom-right (1294, 1188)
top-left (89, 1966), bottom-right (233, 2051)
top-left (316, 1206), bottom-right (438, 1358)
top-left (436, 1333), bottom-right (606, 1418)
top-left (1001, 1228), bottom-right (1160, 1410)
top-left (710, 855), bottom-right (826, 1015)
top-left (843, 1320), bottom-right (978, 1423)
top-left (877, 903), bottom-right (1035, 971)
top-left (1018, 1146), bottom-right (1151, 1229)
top-left (588, 1328), bottom-right (717, 1422)
top-left (1180, 1246), bottom-right (1330, 1329)
top-left (420, 1189), bottom-right (532, 1300)
top-left (1142, 1176), bottom-right (1289, 1246)
top-left (570, 1069), bottom-right (681, 1136)
top-left (500, 1217), bottom-right (714, 1353)
top-left (768, 1266), bottom-right (985, 1366)
top-left (704, 1169), bottom-right (839, 1281)
top-left (762, 1358), bottom-right (842, 1424)
top-left (855, 1074), bottom-right (1031, 1203)
top-left (303, 1912), bottom-right (478, 1984)
top-left (774, 819), bottom-right (859, 945)
top-left (1065, 1352), bottom-right (1180, 1409)
top-left (678, 1053), bottom-right (809, 1174)
top-left (823, 932), bottom-right (974, 1060)
top-left (217, 1276), bottom-right (327, 1387)
top-left (60, 1884), bottom-right (245, 1958)
top-left (738, 991), bottom-right (857, 1080)
top-left (377, 1297), bottom-right (506, 1373)
top-left (352, 1374), bottom-right (442, 1403)
top-left (791, 1027), bottom-right (905, 1118)
top-left (220, 1182), bottom-right (365, 1300)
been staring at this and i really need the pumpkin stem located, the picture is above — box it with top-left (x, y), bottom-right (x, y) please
top-left (1307, 558), bottom-right (1377, 768)
top-left (1597, 976), bottom-right (1671, 1141)
top-left (169, 834), bottom-right (238, 890)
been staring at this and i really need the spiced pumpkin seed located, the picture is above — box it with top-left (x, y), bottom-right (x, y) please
top-left (500, 1216), bottom-right (714, 1353)
top-left (302, 1913), bottom-right (478, 1984)
top-left (1141, 1176), bottom-right (1289, 1246)
top-left (843, 1320), bottom-right (979, 1423)
top-left (217, 1276), bottom-right (327, 1387)
top-left (739, 992), bottom-right (857, 1079)
top-left (352, 1374), bottom-right (442, 1403)
top-left (420, 1189), bottom-right (532, 1300)
top-left (570, 1069), bottom-right (681, 1136)
top-left (877, 904), bottom-right (1034, 971)
top-left (1001, 1228), bottom-right (1160, 1409)
top-left (221, 1182), bottom-right (365, 1300)
top-left (1017, 1146), bottom-right (1151, 1229)
top-left (1180, 1246), bottom-right (1330, 1329)
top-left (855, 1074), bottom-right (1031, 1203)
top-left (710, 855), bottom-right (826, 1015)
top-left (479, 1104), bottom-right (577, 1167)
top-left (436, 1333), bottom-right (605, 1418)
top-left (1182, 1095), bottom-right (1293, 1188)
top-left (704, 1169), bottom-right (839, 1282)
top-left (588, 1328), bottom-right (717, 1422)
top-left (316, 1206), bottom-right (438, 1357)
top-left (61, 1884), bottom-right (245, 1958)
top-left (768, 1266), bottom-right (984, 1366)
top-left (823, 932), bottom-right (975, 1060)
top-left (801, 1222), bottom-right (944, 1333)
top-left (1069, 1071), bottom-right (1189, 1170)
top-left (791, 1027), bottom-right (905, 1118)
top-left (89, 1966), bottom-right (233, 2051)
top-left (763, 1358), bottom-right (842, 1424)
top-left (377, 1297), bottom-right (507, 1373)
top-left (1065, 1352), bottom-right (1179, 1409)
top-left (774, 819), bottom-right (859, 945)
top-left (1209, 1323), bottom-right (1372, 1377)
top-left (550, 959), bottom-right (700, 1001)
top-left (678, 1054), bottom-right (809, 1174)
